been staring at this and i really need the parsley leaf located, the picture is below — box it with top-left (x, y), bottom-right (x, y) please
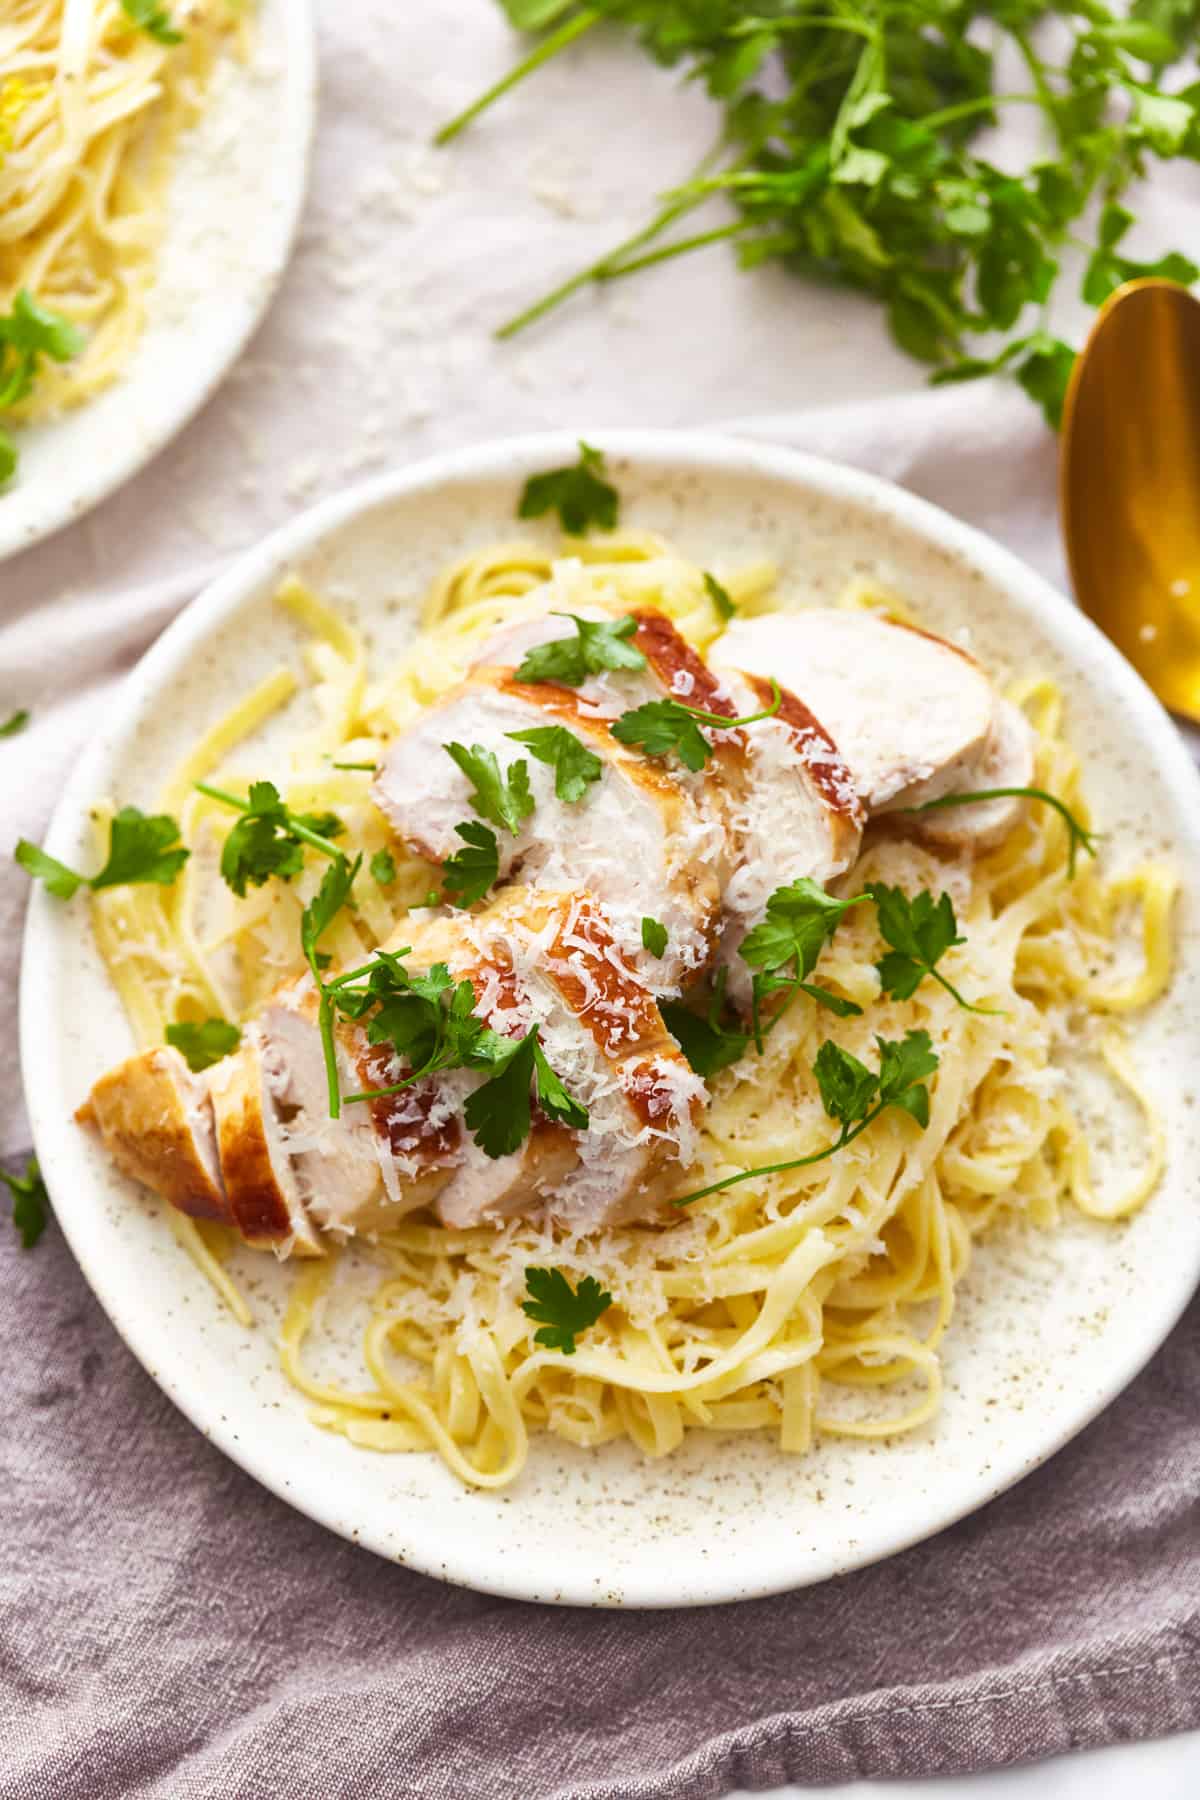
top-left (674, 1029), bottom-right (938, 1206)
top-left (166, 1018), bottom-right (242, 1073)
top-left (517, 440), bottom-right (619, 534)
top-left (506, 724), bottom-right (604, 802)
top-left (521, 1265), bottom-right (612, 1355)
top-left (463, 1025), bottom-right (589, 1158)
top-left (16, 806), bottom-right (189, 899)
top-left (868, 883), bottom-right (993, 1013)
top-left (442, 820), bottom-right (500, 908)
top-left (514, 611), bottom-right (647, 687)
top-left (740, 879), bottom-right (867, 981)
top-left (119, 0), bottom-right (183, 45)
top-left (1, 709), bottom-right (28, 737)
top-left (370, 847), bottom-right (397, 886)
top-left (661, 969), bottom-right (749, 1078)
top-left (198, 780), bottom-right (345, 898)
top-left (445, 742), bottom-right (535, 834)
top-left (704, 572), bottom-right (736, 621)
top-left (610, 680), bottom-right (781, 772)
top-left (641, 915), bottom-right (668, 957)
top-left (2, 1156), bottom-right (48, 1249)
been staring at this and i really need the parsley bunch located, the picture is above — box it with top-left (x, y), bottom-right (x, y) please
top-left (440, 1), bottom-right (1200, 421)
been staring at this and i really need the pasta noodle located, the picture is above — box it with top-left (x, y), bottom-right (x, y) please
top-left (1, 0), bottom-right (245, 420)
top-left (90, 530), bottom-right (1177, 1489)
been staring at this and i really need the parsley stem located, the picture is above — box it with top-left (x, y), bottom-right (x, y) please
top-left (929, 967), bottom-right (1002, 1017)
top-left (496, 137), bottom-right (728, 339)
top-left (673, 1111), bottom-right (881, 1207)
top-left (307, 959), bottom-right (342, 1120)
top-left (596, 220), bottom-right (756, 282)
top-left (919, 92), bottom-right (1042, 131)
top-left (193, 781), bottom-right (344, 862)
top-left (680, 678), bottom-right (782, 730)
top-left (433, 9), bottom-right (600, 147)
top-left (904, 787), bottom-right (1096, 877)
top-left (330, 761), bottom-right (377, 772)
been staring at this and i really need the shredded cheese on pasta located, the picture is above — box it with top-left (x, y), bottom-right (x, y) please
top-left (90, 531), bottom-right (1177, 1489)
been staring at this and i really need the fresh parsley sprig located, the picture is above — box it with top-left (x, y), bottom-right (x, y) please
top-left (334, 953), bottom-right (589, 1158)
top-left (0, 290), bottom-right (85, 485)
top-left (740, 877), bottom-right (870, 1048)
top-left (868, 883), bottom-right (997, 1015)
top-left (445, 742), bottom-right (535, 834)
top-left (517, 440), bottom-right (619, 534)
top-left (464, 1024), bottom-right (590, 1157)
top-left (336, 952), bottom-right (516, 1100)
top-left (2, 1156), bottom-right (48, 1249)
top-left (506, 724), bottom-right (603, 802)
top-left (195, 780), bottom-right (345, 897)
top-left (166, 1018), bottom-right (241, 1073)
top-left (16, 807), bottom-right (189, 899)
top-left (673, 1029), bottom-right (939, 1206)
top-left (660, 968), bottom-right (750, 1079)
top-left (514, 611), bottom-right (646, 687)
top-left (904, 787), bottom-right (1098, 877)
top-left (610, 678), bottom-right (782, 772)
top-left (441, 820), bottom-right (500, 908)
top-left (521, 1265), bottom-right (613, 1354)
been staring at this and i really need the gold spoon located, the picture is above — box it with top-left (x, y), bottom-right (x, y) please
top-left (1061, 278), bottom-right (1200, 723)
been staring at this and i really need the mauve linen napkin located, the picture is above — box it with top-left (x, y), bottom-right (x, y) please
top-left (5, 3), bottom-right (1200, 1793)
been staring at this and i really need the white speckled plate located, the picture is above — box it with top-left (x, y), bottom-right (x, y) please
top-left (0, 0), bottom-right (316, 562)
top-left (20, 433), bottom-right (1200, 1606)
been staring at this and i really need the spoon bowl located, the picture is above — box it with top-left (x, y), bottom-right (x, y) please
top-left (1061, 278), bottom-right (1200, 723)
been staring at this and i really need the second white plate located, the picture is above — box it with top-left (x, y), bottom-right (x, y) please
top-left (0, 0), bottom-right (316, 562)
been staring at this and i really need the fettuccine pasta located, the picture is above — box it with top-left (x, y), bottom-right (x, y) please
top-left (89, 531), bottom-right (1176, 1488)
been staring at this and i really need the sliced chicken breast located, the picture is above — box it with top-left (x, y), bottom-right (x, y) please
top-left (207, 1040), bottom-right (325, 1256)
top-left (381, 888), bottom-right (706, 1230)
top-left (77, 1046), bottom-right (230, 1224)
top-left (371, 665), bottom-right (724, 991)
top-left (711, 609), bottom-right (997, 813)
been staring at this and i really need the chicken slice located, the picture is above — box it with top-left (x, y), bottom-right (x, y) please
top-left (206, 1040), bottom-right (324, 1256)
top-left (382, 888), bottom-right (706, 1230)
top-left (907, 698), bottom-right (1036, 851)
top-left (77, 1046), bottom-right (230, 1224)
top-left (371, 665), bottom-right (723, 991)
top-left (708, 667), bottom-right (865, 1003)
top-left (710, 609), bottom-right (997, 813)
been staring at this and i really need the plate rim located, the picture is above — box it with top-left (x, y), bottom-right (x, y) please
top-left (0, 0), bottom-right (318, 563)
top-left (20, 427), bottom-right (1200, 1607)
